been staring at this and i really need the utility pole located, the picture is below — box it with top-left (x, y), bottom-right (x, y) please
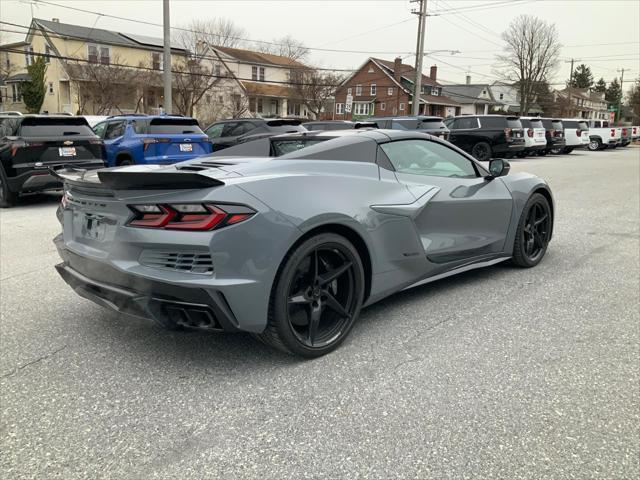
top-left (411, 0), bottom-right (427, 116)
top-left (565, 58), bottom-right (578, 117)
top-left (617, 68), bottom-right (625, 123)
top-left (162, 0), bottom-right (172, 114)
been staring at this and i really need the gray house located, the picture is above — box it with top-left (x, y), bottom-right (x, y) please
top-left (442, 81), bottom-right (498, 115)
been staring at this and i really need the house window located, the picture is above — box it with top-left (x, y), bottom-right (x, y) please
top-left (482, 90), bottom-right (487, 95)
top-left (431, 87), bottom-right (439, 96)
top-left (48, 82), bottom-right (54, 95)
top-left (335, 103), bottom-right (344, 114)
top-left (88, 45), bottom-right (99, 63)
top-left (44, 44), bottom-right (51, 64)
top-left (370, 84), bottom-right (376, 96)
top-left (257, 98), bottom-right (263, 113)
top-left (288, 102), bottom-right (301, 116)
top-left (355, 84), bottom-right (362, 96)
top-left (24, 46), bottom-right (34, 66)
top-left (380, 102), bottom-right (386, 111)
top-left (12, 84), bottom-right (21, 102)
top-left (152, 52), bottom-right (162, 70)
top-left (368, 66), bottom-right (374, 73)
top-left (252, 66), bottom-right (265, 81)
top-left (399, 102), bottom-right (405, 111)
top-left (347, 87), bottom-right (352, 95)
top-left (99, 47), bottom-right (110, 65)
top-left (499, 93), bottom-right (504, 100)
top-left (388, 87), bottom-right (394, 96)
top-left (5, 56), bottom-right (9, 70)
top-left (353, 102), bottom-right (370, 116)
top-left (214, 62), bottom-right (221, 77)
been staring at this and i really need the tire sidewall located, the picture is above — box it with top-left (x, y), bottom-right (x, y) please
top-left (271, 233), bottom-right (365, 357)
top-left (513, 193), bottom-right (551, 267)
top-left (472, 142), bottom-right (492, 161)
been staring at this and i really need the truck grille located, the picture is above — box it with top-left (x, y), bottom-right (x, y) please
top-left (139, 250), bottom-right (214, 274)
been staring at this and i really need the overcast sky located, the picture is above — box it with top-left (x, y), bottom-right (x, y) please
top-left (2, 0), bottom-right (639, 90)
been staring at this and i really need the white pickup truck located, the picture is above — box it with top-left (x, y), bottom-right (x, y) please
top-left (586, 119), bottom-right (621, 151)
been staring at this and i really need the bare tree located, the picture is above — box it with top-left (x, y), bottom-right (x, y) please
top-left (0, 33), bottom-right (17, 84)
top-left (496, 15), bottom-right (561, 115)
top-left (255, 36), bottom-right (309, 62)
top-left (290, 68), bottom-right (342, 118)
top-left (173, 18), bottom-right (246, 52)
top-left (172, 58), bottom-right (223, 117)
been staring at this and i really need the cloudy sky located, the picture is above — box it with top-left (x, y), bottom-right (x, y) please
top-left (2, 0), bottom-right (639, 90)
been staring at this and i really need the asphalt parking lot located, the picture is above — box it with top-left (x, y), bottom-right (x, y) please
top-left (1, 146), bottom-right (639, 479)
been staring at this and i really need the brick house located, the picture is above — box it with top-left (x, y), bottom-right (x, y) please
top-left (333, 57), bottom-right (460, 120)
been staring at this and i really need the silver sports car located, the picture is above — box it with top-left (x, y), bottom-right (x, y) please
top-left (54, 130), bottom-right (554, 357)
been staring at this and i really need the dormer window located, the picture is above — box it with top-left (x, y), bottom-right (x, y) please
top-left (431, 87), bottom-right (439, 96)
top-left (368, 66), bottom-right (374, 73)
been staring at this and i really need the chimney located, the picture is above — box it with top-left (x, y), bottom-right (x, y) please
top-left (394, 57), bottom-right (402, 82)
top-left (429, 65), bottom-right (437, 82)
top-left (52, 18), bottom-right (60, 22)
top-left (466, 75), bottom-right (471, 85)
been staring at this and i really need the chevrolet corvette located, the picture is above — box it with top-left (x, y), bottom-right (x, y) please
top-left (54, 130), bottom-right (554, 357)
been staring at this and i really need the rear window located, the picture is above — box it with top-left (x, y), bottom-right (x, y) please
top-left (271, 139), bottom-right (327, 156)
top-left (551, 121), bottom-right (563, 130)
top-left (507, 119), bottom-right (522, 129)
top-left (265, 120), bottom-right (306, 133)
top-left (418, 119), bottom-right (446, 130)
top-left (562, 120), bottom-right (578, 128)
top-left (20, 117), bottom-right (95, 136)
top-left (529, 119), bottom-right (544, 129)
top-left (578, 121), bottom-right (588, 131)
top-left (146, 118), bottom-right (203, 134)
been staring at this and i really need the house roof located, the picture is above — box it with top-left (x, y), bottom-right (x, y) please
top-left (5, 73), bottom-right (32, 83)
top-left (31, 18), bottom-right (186, 52)
top-left (419, 93), bottom-right (460, 107)
top-left (441, 84), bottom-right (497, 104)
top-left (371, 57), bottom-right (440, 87)
top-left (214, 46), bottom-right (307, 68)
top-left (242, 81), bottom-right (297, 98)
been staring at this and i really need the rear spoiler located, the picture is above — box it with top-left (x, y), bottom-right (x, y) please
top-left (50, 165), bottom-right (224, 190)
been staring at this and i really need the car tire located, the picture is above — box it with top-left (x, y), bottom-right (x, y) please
top-left (257, 233), bottom-right (365, 357)
top-left (511, 193), bottom-right (552, 268)
top-left (550, 147), bottom-right (563, 154)
top-left (538, 149), bottom-right (548, 156)
top-left (563, 147), bottom-right (574, 154)
top-left (0, 168), bottom-right (18, 208)
top-left (588, 139), bottom-right (601, 151)
top-left (116, 157), bottom-right (133, 166)
top-left (471, 142), bottom-right (492, 161)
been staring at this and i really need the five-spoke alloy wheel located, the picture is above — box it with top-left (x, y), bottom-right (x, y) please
top-left (258, 233), bottom-right (365, 357)
top-left (512, 193), bottom-right (552, 267)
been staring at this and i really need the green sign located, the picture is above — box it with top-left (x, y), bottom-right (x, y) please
top-left (607, 105), bottom-right (618, 112)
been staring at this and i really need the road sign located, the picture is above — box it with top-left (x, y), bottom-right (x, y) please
top-left (345, 94), bottom-right (353, 113)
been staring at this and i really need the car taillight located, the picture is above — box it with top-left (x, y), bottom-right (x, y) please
top-left (504, 128), bottom-right (512, 139)
top-left (548, 129), bottom-right (555, 137)
top-left (527, 128), bottom-right (534, 138)
top-left (142, 138), bottom-right (171, 151)
top-left (611, 128), bottom-right (616, 137)
top-left (576, 129), bottom-right (581, 137)
top-left (127, 203), bottom-right (255, 231)
top-left (9, 140), bottom-right (30, 156)
top-left (622, 128), bottom-right (627, 135)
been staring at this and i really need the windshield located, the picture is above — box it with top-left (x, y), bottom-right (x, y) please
top-left (20, 118), bottom-right (95, 136)
top-left (147, 118), bottom-right (204, 134)
top-left (266, 122), bottom-right (307, 133)
top-left (271, 139), bottom-right (327, 156)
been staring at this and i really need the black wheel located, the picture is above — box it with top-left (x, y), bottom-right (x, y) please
top-left (471, 142), bottom-right (492, 161)
top-left (116, 157), bottom-right (133, 166)
top-left (258, 233), bottom-right (365, 357)
top-left (512, 193), bottom-right (552, 268)
top-left (538, 149), bottom-right (548, 156)
top-left (0, 168), bottom-right (18, 208)
top-left (563, 147), bottom-right (574, 154)
top-left (549, 147), bottom-right (562, 155)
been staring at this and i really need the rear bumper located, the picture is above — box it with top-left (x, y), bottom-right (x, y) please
top-left (7, 171), bottom-right (61, 192)
top-left (141, 153), bottom-right (209, 164)
top-left (54, 236), bottom-right (241, 332)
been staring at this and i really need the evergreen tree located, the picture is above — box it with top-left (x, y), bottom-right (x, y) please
top-left (570, 64), bottom-right (594, 89)
top-left (605, 78), bottom-right (623, 106)
top-left (627, 78), bottom-right (640, 118)
top-left (22, 56), bottom-right (47, 114)
top-left (593, 77), bottom-right (607, 93)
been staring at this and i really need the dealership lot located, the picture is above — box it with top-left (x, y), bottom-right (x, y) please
top-left (1, 147), bottom-right (638, 479)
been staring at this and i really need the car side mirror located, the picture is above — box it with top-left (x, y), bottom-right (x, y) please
top-left (488, 158), bottom-right (510, 178)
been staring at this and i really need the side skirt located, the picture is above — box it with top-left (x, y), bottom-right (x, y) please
top-left (402, 256), bottom-right (511, 291)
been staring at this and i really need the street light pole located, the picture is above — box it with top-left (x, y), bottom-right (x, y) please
top-left (617, 68), bottom-right (625, 123)
top-left (162, 0), bottom-right (172, 114)
top-left (411, 0), bottom-right (427, 116)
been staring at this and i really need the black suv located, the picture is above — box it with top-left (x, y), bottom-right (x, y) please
top-left (539, 118), bottom-right (566, 155)
top-left (0, 115), bottom-right (106, 207)
top-left (444, 115), bottom-right (525, 161)
top-left (204, 118), bottom-right (307, 152)
top-left (368, 115), bottom-right (449, 140)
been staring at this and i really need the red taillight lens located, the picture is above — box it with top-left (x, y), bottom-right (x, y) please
top-left (622, 128), bottom-right (627, 135)
top-left (527, 128), bottom-right (534, 138)
top-left (611, 128), bottom-right (616, 137)
top-left (576, 129), bottom-right (581, 137)
top-left (127, 203), bottom-right (255, 231)
top-left (142, 138), bottom-right (171, 151)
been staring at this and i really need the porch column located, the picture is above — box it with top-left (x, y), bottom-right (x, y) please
top-left (483, 103), bottom-right (489, 115)
top-left (281, 98), bottom-right (288, 117)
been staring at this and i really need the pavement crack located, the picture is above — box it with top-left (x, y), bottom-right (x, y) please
top-left (0, 345), bottom-right (67, 379)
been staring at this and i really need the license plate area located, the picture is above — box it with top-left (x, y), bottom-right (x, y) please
top-left (180, 143), bottom-right (193, 152)
top-left (59, 147), bottom-right (77, 157)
